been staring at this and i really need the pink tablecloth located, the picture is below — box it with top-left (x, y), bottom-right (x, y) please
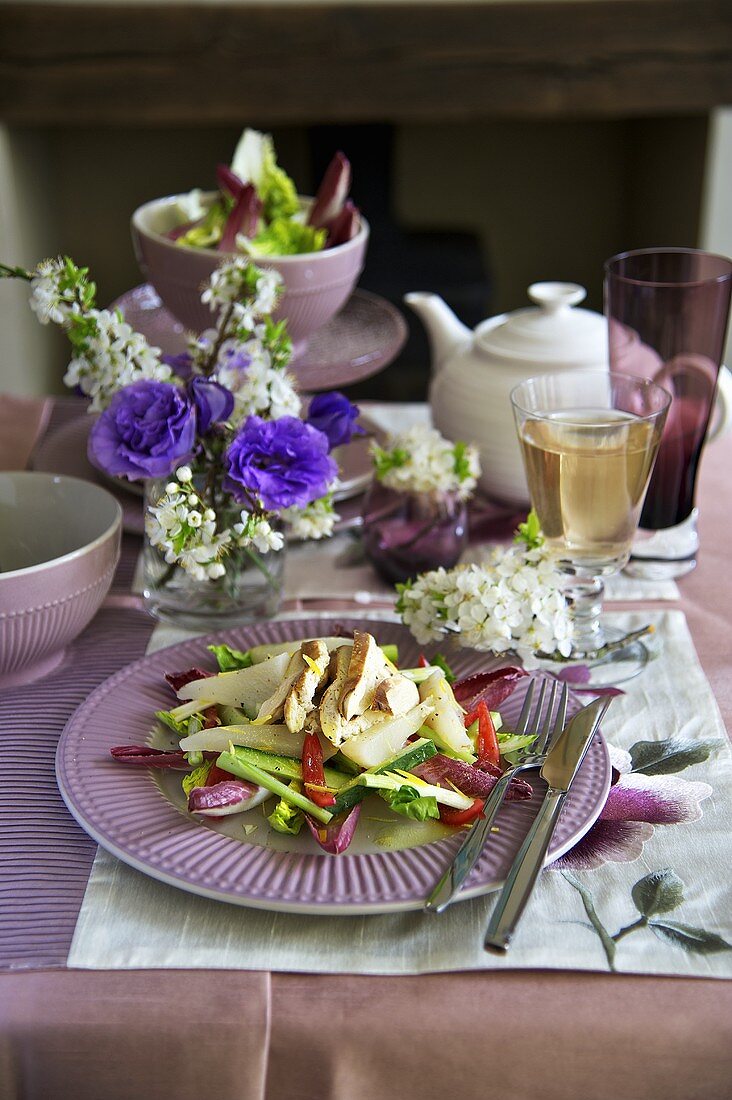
top-left (1, 400), bottom-right (731, 1100)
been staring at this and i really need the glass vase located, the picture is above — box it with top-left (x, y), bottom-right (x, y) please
top-left (361, 482), bottom-right (467, 584)
top-left (142, 480), bottom-right (285, 630)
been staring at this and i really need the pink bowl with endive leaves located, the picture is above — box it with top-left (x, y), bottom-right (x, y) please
top-left (131, 193), bottom-right (369, 346)
top-left (0, 473), bottom-right (121, 689)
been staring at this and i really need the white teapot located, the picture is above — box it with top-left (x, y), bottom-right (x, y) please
top-left (407, 282), bottom-right (732, 507)
top-left (406, 282), bottom-right (611, 506)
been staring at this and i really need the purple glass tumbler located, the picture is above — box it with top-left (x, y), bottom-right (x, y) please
top-left (604, 248), bottom-right (732, 578)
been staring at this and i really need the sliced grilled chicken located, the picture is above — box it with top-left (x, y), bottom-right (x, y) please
top-left (283, 639), bottom-right (330, 733)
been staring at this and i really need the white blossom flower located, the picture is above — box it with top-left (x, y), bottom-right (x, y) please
top-left (214, 339), bottom-right (300, 423)
top-left (63, 308), bottom-right (170, 411)
top-left (283, 497), bottom-right (338, 541)
top-left (396, 542), bottom-right (572, 664)
top-left (201, 255), bottom-right (283, 321)
top-left (232, 512), bottom-right (284, 554)
top-left (28, 258), bottom-right (84, 325)
top-left (372, 425), bottom-right (480, 500)
top-left (146, 479), bottom-right (231, 580)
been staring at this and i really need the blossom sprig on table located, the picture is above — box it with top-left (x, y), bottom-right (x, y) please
top-left (2, 252), bottom-right (363, 580)
top-left (371, 424), bottom-right (480, 501)
top-left (395, 511), bottom-right (573, 664)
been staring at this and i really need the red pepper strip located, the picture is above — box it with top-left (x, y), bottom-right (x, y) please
top-left (206, 762), bottom-right (232, 786)
top-left (440, 798), bottom-right (485, 828)
top-left (418, 654), bottom-right (430, 668)
top-left (464, 701), bottom-right (500, 768)
top-left (202, 705), bottom-right (220, 730)
top-left (301, 732), bottom-right (336, 808)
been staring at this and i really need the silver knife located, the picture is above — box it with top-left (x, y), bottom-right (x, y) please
top-left (483, 695), bottom-right (611, 954)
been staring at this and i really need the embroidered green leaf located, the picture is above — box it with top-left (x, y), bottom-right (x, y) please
top-left (562, 872), bottom-right (616, 970)
top-left (649, 921), bottom-right (732, 955)
top-left (629, 736), bottom-right (724, 775)
top-left (631, 869), bottom-right (684, 917)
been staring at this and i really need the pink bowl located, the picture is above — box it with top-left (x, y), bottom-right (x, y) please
top-left (0, 473), bottom-right (122, 689)
top-left (131, 193), bottom-right (369, 345)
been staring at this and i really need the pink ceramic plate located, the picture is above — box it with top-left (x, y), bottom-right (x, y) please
top-left (56, 617), bottom-right (611, 915)
top-left (111, 284), bottom-right (407, 392)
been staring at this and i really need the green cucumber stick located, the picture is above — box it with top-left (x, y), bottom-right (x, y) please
top-left (217, 750), bottom-right (333, 824)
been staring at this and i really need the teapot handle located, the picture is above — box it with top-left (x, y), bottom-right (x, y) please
top-left (708, 365), bottom-right (732, 443)
top-left (528, 282), bottom-right (586, 313)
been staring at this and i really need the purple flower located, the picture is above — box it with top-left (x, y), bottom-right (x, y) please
top-left (224, 416), bottom-right (337, 511)
top-left (307, 392), bottom-right (363, 450)
top-left (189, 377), bottom-right (234, 433)
top-left (162, 352), bottom-right (194, 381)
top-left (88, 380), bottom-right (196, 481)
top-left (219, 345), bottom-right (251, 373)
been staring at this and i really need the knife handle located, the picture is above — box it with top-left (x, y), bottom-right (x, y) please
top-left (483, 788), bottom-right (564, 954)
top-left (425, 768), bottom-right (517, 913)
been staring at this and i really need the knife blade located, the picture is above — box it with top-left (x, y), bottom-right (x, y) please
top-left (483, 695), bottom-right (611, 954)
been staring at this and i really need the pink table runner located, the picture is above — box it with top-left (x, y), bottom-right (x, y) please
top-left (1, 397), bottom-right (731, 1100)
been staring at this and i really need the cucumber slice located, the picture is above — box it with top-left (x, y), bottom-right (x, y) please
top-left (216, 751), bottom-right (333, 824)
top-left (330, 737), bottom-right (437, 816)
top-left (227, 746), bottom-right (351, 790)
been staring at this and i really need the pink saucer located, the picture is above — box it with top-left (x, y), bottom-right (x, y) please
top-left (110, 284), bottom-right (407, 392)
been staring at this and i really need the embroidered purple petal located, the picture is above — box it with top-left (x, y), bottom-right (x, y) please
top-left (552, 820), bottom-right (655, 871)
top-left (601, 774), bottom-right (712, 825)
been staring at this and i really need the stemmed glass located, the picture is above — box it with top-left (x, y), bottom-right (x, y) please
top-left (511, 369), bottom-right (671, 682)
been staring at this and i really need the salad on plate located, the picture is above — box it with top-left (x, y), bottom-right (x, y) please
top-left (111, 630), bottom-right (537, 855)
top-left (169, 128), bottom-right (360, 258)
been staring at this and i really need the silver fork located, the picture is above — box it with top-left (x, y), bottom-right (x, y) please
top-left (425, 678), bottom-right (569, 913)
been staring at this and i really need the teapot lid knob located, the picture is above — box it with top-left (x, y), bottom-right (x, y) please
top-left (528, 282), bottom-right (586, 313)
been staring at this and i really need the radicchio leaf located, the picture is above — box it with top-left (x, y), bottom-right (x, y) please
top-left (188, 779), bottom-right (258, 816)
top-left (305, 803), bottom-right (362, 854)
top-left (110, 745), bottom-right (190, 769)
top-left (167, 221), bottom-right (197, 241)
top-left (165, 667), bottom-right (214, 693)
top-left (308, 152), bottom-right (351, 228)
top-left (452, 666), bottom-right (528, 712)
top-left (413, 754), bottom-right (532, 801)
top-left (219, 183), bottom-right (262, 251)
top-left (216, 163), bottom-right (246, 199)
top-left (326, 200), bottom-right (360, 247)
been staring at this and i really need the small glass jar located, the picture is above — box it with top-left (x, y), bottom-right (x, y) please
top-left (361, 482), bottom-right (467, 584)
top-left (142, 479), bottom-right (285, 629)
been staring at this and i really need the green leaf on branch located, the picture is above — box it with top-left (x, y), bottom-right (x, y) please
top-left (514, 509), bottom-right (544, 550)
top-left (373, 445), bottom-right (409, 481)
top-left (629, 737), bottom-right (724, 775)
top-left (649, 921), bottom-right (732, 955)
top-left (631, 869), bottom-right (684, 917)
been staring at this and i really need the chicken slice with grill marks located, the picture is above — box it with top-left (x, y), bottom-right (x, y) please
top-left (371, 674), bottom-right (420, 716)
top-left (339, 631), bottom-right (393, 721)
top-left (319, 644), bottom-right (382, 746)
top-left (254, 650), bottom-right (307, 724)
top-left (283, 639), bottom-right (330, 733)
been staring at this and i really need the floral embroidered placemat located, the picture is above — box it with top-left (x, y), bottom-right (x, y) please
top-left (67, 609), bottom-right (731, 977)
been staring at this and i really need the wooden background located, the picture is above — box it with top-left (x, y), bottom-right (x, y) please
top-left (1, 1), bottom-right (731, 125)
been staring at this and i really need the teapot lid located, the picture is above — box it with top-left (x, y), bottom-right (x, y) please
top-left (476, 282), bottom-right (616, 366)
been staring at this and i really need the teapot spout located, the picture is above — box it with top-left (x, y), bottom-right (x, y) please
top-left (404, 292), bottom-right (472, 373)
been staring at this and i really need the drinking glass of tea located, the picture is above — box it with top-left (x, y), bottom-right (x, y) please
top-left (511, 369), bottom-right (670, 682)
top-left (605, 248), bottom-right (732, 578)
